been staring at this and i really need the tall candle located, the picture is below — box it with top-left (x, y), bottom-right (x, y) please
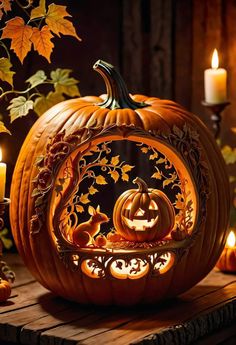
top-left (204, 49), bottom-right (227, 103)
top-left (0, 147), bottom-right (6, 202)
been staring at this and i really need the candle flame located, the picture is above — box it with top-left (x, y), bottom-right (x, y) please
top-left (0, 148), bottom-right (2, 162)
top-left (227, 231), bottom-right (236, 248)
top-left (211, 49), bottom-right (219, 69)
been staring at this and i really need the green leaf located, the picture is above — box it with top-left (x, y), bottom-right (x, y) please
top-left (0, 121), bottom-right (11, 135)
top-left (34, 91), bottom-right (65, 116)
top-left (26, 70), bottom-right (47, 88)
top-left (221, 145), bottom-right (236, 165)
top-left (8, 96), bottom-right (34, 123)
top-left (50, 68), bottom-right (80, 97)
top-left (0, 57), bottom-right (15, 86)
top-left (1, 236), bottom-right (13, 250)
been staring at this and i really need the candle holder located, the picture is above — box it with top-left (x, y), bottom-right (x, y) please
top-left (201, 101), bottom-right (230, 140)
top-left (0, 198), bottom-right (15, 283)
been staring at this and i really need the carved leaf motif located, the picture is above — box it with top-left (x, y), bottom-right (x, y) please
top-left (95, 175), bottom-right (107, 185)
top-left (2, 17), bottom-right (33, 63)
top-left (122, 164), bottom-right (134, 173)
top-left (150, 152), bottom-right (158, 160)
top-left (31, 26), bottom-right (54, 62)
top-left (109, 170), bottom-right (119, 183)
top-left (79, 193), bottom-right (90, 204)
top-left (122, 173), bottom-right (129, 182)
top-left (173, 125), bottom-right (184, 138)
top-left (111, 155), bottom-right (120, 166)
top-left (0, 58), bottom-right (15, 85)
top-left (152, 171), bottom-right (162, 180)
top-left (88, 185), bottom-right (98, 195)
top-left (99, 157), bottom-right (108, 165)
top-left (45, 4), bottom-right (81, 40)
top-left (141, 147), bottom-right (148, 153)
top-left (75, 205), bottom-right (84, 213)
top-left (156, 157), bottom-right (166, 164)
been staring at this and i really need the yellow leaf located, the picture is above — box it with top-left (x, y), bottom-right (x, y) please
top-left (156, 157), bottom-right (166, 164)
top-left (109, 170), bottom-right (119, 183)
top-left (141, 147), bottom-right (148, 153)
top-left (79, 193), bottom-right (90, 204)
top-left (152, 171), bottom-right (162, 180)
top-left (30, 0), bottom-right (46, 20)
top-left (26, 70), bottom-right (47, 88)
top-left (51, 68), bottom-right (80, 97)
top-left (0, 0), bottom-right (12, 19)
top-left (88, 185), bottom-right (98, 195)
top-left (122, 164), bottom-right (134, 173)
top-left (31, 26), bottom-right (54, 62)
top-left (221, 145), bottom-right (236, 165)
top-left (46, 4), bottom-right (81, 40)
top-left (0, 57), bottom-right (14, 86)
top-left (75, 205), bottom-right (84, 213)
top-left (150, 152), bottom-right (158, 160)
top-left (122, 173), bottom-right (129, 182)
top-left (0, 121), bottom-right (11, 135)
top-left (95, 175), bottom-right (107, 185)
top-left (111, 155), bottom-right (120, 166)
top-left (34, 91), bottom-right (64, 117)
top-left (8, 96), bottom-right (34, 123)
top-left (100, 157), bottom-right (108, 165)
top-left (2, 17), bottom-right (33, 63)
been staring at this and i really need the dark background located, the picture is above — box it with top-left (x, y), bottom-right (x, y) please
top-left (0, 0), bottom-right (236, 233)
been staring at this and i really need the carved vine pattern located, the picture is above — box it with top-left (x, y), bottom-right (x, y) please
top-left (30, 123), bottom-right (210, 278)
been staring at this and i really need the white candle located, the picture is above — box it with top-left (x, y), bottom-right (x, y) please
top-left (0, 147), bottom-right (6, 202)
top-left (204, 49), bottom-right (227, 103)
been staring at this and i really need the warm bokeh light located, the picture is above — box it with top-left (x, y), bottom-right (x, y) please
top-left (211, 49), bottom-right (219, 69)
top-left (0, 147), bottom-right (2, 162)
top-left (227, 231), bottom-right (236, 248)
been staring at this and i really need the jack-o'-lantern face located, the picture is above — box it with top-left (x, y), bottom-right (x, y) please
top-left (113, 177), bottom-right (175, 242)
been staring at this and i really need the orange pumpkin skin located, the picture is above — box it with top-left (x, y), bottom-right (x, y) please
top-left (216, 248), bottom-right (236, 272)
top-left (0, 280), bottom-right (11, 303)
top-left (113, 177), bottom-right (175, 242)
top-left (10, 60), bottom-right (230, 306)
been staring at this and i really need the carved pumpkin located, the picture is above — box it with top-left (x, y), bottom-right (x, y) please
top-left (113, 177), bottom-right (175, 242)
top-left (0, 279), bottom-right (11, 303)
top-left (10, 60), bottom-right (230, 306)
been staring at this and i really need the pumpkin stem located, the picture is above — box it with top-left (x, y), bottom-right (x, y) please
top-left (133, 177), bottom-right (149, 192)
top-left (93, 60), bottom-right (148, 110)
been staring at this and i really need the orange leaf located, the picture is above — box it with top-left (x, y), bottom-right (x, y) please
top-left (30, 0), bottom-right (46, 20)
top-left (0, 0), bottom-right (12, 19)
top-left (2, 17), bottom-right (33, 63)
top-left (45, 4), bottom-right (81, 40)
top-left (31, 26), bottom-right (54, 62)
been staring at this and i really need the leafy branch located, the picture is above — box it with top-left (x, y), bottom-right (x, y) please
top-left (0, 0), bottom-right (81, 133)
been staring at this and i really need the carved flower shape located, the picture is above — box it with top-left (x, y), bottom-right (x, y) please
top-left (37, 168), bottom-right (53, 190)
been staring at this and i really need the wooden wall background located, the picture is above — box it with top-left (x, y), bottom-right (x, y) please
top-left (1, 0), bottom-right (236, 199)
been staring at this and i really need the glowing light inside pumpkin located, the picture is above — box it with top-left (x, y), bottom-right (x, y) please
top-left (110, 259), bottom-right (150, 279)
top-left (124, 201), bottom-right (159, 231)
top-left (153, 252), bottom-right (175, 274)
top-left (226, 231), bottom-right (236, 248)
top-left (211, 49), bottom-right (219, 69)
top-left (0, 148), bottom-right (2, 162)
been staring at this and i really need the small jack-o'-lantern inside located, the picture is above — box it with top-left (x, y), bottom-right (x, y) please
top-left (10, 60), bottom-right (230, 306)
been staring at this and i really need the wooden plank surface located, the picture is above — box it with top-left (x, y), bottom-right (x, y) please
top-left (0, 254), bottom-right (236, 345)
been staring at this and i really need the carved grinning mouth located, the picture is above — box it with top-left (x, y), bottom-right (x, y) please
top-left (122, 215), bottom-right (159, 231)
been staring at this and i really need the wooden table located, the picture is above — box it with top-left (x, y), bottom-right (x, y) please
top-left (1, 254), bottom-right (236, 345)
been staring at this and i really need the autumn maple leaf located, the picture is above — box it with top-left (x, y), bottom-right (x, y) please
top-left (31, 26), bottom-right (54, 62)
top-left (2, 17), bottom-right (33, 63)
top-left (46, 4), bottom-right (81, 40)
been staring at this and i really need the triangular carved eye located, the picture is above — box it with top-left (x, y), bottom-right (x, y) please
top-left (135, 208), bottom-right (145, 216)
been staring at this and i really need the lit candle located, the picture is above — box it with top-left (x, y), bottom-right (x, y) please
top-left (0, 147), bottom-right (6, 202)
top-left (204, 49), bottom-right (227, 103)
top-left (216, 230), bottom-right (236, 272)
